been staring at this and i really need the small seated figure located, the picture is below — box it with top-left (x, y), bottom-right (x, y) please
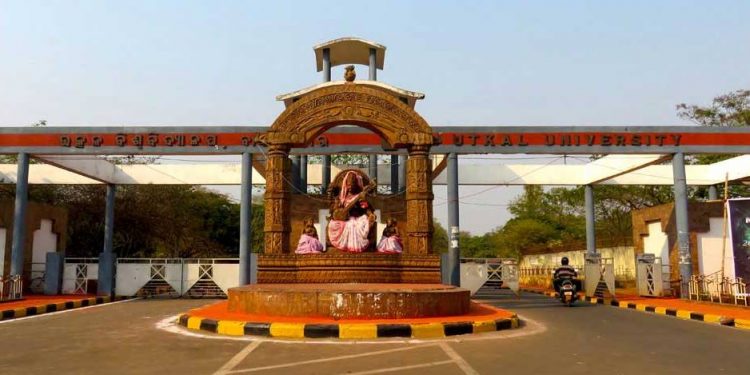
top-left (377, 218), bottom-right (403, 254)
top-left (295, 218), bottom-right (324, 255)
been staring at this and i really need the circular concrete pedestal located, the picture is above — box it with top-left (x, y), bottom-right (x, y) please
top-left (227, 283), bottom-right (470, 319)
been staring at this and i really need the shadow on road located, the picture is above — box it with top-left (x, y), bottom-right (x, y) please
top-left (474, 288), bottom-right (598, 311)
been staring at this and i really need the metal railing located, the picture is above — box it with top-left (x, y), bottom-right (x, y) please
top-left (117, 258), bottom-right (182, 264)
top-left (64, 257), bottom-right (99, 264)
top-left (183, 258), bottom-right (239, 264)
top-left (689, 272), bottom-right (748, 306)
top-left (0, 275), bottom-right (23, 302)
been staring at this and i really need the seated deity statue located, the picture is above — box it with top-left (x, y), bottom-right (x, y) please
top-left (326, 169), bottom-right (377, 252)
top-left (377, 218), bottom-right (403, 254)
top-left (295, 218), bottom-right (324, 254)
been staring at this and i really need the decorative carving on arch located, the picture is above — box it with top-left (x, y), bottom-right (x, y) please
top-left (261, 82), bottom-right (436, 256)
top-left (261, 84), bottom-right (435, 148)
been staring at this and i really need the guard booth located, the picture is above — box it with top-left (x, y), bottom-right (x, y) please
top-left (636, 253), bottom-right (671, 297)
top-left (584, 253), bottom-right (615, 298)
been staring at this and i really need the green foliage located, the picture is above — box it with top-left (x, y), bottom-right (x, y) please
top-left (490, 219), bottom-right (559, 257)
top-left (677, 89), bottom-right (750, 128)
top-left (507, 186), bottom-right (586, 241)
top-left (2, 184), bottom-right (264, 258)
top-left (679, 89), bottom-right (750, 198)
top-left (432, 220), bottom-right (449, 253)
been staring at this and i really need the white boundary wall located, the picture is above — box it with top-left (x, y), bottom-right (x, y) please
top-left (696, 217), bottom-right (736, 278)
top-left (520, 246), bottom-right (635, 281)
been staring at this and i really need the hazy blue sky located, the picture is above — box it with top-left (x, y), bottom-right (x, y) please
top-left (1, 1), bottom-right (749, 233)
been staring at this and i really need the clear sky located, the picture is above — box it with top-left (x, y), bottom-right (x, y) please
top-left (1, 1), bottom-right (749, 233)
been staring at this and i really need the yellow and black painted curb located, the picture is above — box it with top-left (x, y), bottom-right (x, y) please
top-left (520, 288), bottom-right (749, 330)
top-left (176, 313), bottom-right (521, 339)
top-left (0, 296), bottom-right (132, 322)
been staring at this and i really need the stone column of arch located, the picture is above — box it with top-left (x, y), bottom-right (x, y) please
top-left (405, 144), bottom-right (433, 254)
top-left (263, 144), bottom-right (292, 253)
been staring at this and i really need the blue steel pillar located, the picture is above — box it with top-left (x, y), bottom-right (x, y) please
top-left (368, 155), bottom-right (378, 184)
top-left (322, 155), bottom-right (332, 192)
top-left (585, 185), bottom-right (596, 255)
top-left (291, 155), bottom-right (301, 192)
top-left (239, 152), bottom-right (256, 285)
top-left (369, 48), bottom-right (377, 80)
top-left (398, 155), bottom-right (406, 193)
top-left (300, 155), bottom-right (308, 193)
top-left (445, 153), bottom-right (460, 286)
top-left (708, 185), bottom-right (718, 200)
top-left (97, 183), bottom-right (116, 296)
top-left (322, 48), bottom-right (331, 82)
top-left (321, 47), bottom-right (332, 193)
top-left (672, 152), bottom-right (692, 298)
top-left (390, 155), bottom-right (399, 193)
top-left (10, 153), bottom-right (29, 277)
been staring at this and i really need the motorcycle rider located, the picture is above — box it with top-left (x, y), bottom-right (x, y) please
top-left (553, 257), bottom-right (581, 293)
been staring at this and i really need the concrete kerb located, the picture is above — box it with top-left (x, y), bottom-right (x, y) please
top-left (0, 296), bottom-right (133, 321)
top-left (176, 313), bottom-right (521, 340)
top-left (520, 288), bottom-right (747, 330)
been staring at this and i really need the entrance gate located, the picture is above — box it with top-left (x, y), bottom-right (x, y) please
top-left (2, 37), bottom-right (750, 297)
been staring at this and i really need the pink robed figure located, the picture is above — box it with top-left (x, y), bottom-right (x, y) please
top-left (327, 171), bottom-right (376, 253)
top-left (295, 218), bottom-right (324, 254)
top-left (377, 218), bottom-right (403, 254)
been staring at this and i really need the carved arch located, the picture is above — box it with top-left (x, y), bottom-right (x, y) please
top-left (263, 84), bottom-right (434, 148)
top-left (261, 83), bottom-right (435, 255)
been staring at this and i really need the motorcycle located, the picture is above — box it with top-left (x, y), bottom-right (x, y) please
top-left (559, 279), bottom-right (578, 306)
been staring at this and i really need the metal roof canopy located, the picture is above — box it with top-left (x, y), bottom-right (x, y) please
top-left (2, 153), bottom-right (749, 187)
top-left (1, 125), bottom-right (749, 186)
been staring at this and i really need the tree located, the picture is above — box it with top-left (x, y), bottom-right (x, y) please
top-left (18, 184), bottom-right (256, 258)
top-left (678, 89), bottom-right (750, 198)
top-left (432, 220), bottom-right (449, 253)
top-left (677, 90), bottom-right (750, 128)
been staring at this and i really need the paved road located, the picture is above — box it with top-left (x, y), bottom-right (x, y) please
top-left (0, 289), bottom-right (747, 375)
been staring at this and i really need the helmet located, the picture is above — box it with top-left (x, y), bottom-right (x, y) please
top-left (561, 257), bottom-right (569, 266)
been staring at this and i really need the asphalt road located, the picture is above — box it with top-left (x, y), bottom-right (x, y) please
top-left (0, 289), bottom-right (747, 375)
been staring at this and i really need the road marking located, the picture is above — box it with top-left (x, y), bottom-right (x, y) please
top-left (0, 297), bottom-right (138, 325)
top-left (337, 360), bottom-right (455, 375)
top-left (226, 344), bottom-right (436, 374)
top-left (213, 341), bottom-right (262, 375)
top-left (439, 342), bottom-right (480, 375)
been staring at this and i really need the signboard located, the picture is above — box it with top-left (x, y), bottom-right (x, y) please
top-left (1, 126), bottom-right (750, 154)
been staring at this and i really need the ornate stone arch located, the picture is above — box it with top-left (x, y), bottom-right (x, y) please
top-left (260, 83), bottom-right (435, 255)
top-left (261, 84), bottom-right (435, 148)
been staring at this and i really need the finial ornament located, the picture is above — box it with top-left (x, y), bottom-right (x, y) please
top-left (344, 65), bottom-right (356, 82)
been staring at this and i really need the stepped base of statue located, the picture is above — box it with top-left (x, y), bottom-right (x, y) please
top-left (227, 283), bottom-right (470, 319)
top-left (257, 253), bottom-right (441, 284)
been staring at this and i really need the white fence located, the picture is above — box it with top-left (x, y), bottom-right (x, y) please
top-left (459, 258), bottom-right (519, 296)
top-left (62, 257), bottom-right (239, 297)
